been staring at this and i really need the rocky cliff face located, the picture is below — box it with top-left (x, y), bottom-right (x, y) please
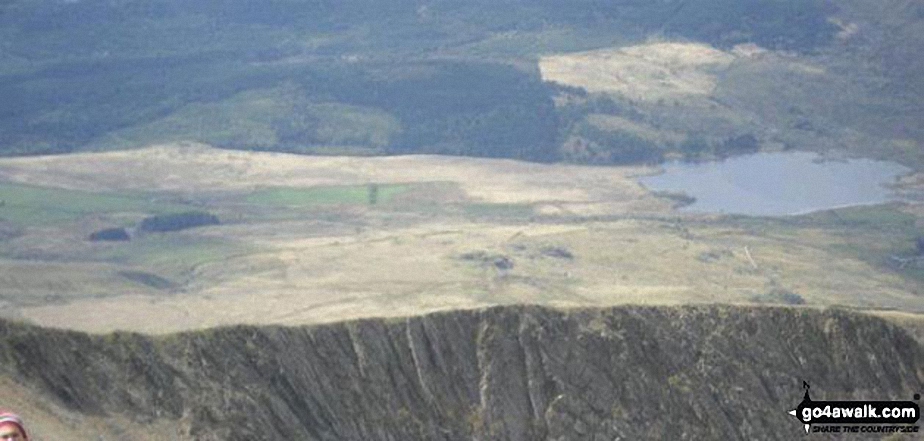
top-left (1, 305), bottom-right (922, 440)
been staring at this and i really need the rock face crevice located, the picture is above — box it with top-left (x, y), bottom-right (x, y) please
top-left (1, 305), bottom-right (922, 440)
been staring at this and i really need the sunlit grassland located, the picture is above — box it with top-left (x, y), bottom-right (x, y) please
top-left (458, 203), bottom-right (536, 220)
top-left (244, 183), bottom-right (413, 207)
top-left (0, 259), bottom-right (144, 305)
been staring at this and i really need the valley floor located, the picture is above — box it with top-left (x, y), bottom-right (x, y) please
top-left (0, 144), bottom-right (922, 333)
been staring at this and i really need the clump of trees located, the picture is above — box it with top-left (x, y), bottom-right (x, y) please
top-left (138, 211), bottom-right (220, 233)
top-left (555, 89), bottom-right (764, 165)
top-left (562, 123), bottom-right (664, 165)
top-left (86, 212), bottom-right (221, 242)
top-left (679, 134), bottom-right (760, 161)
top-left (716, 134), bottom-right (759, 157)
top-left (88, 227), bottom-right (130, 242)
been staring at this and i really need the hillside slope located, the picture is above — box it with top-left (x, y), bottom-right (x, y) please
top-left (3, 0), bottom-right (922, 167)
top-left (1, 305), bottom-right (921, 440)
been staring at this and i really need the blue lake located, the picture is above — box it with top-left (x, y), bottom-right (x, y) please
top-left (638, 151), bottom-right (911, 216)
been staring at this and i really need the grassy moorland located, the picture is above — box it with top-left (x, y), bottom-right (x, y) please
top-left (0, 1), bottom-right (923, 333)
top-left (245, 184), bottom-right (412, 207)
top-left (0, 146), bottom-right (920, 333)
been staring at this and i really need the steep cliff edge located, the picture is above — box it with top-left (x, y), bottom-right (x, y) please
top-left (1, 305), bottom-right (922, 440)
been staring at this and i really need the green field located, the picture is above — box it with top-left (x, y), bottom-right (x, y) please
top-left (0, 183), bottom-right (189, 227)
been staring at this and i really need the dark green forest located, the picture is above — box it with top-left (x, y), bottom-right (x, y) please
top-left (0, 0), bottom-right (837, 163)
top-left (138, 211), bottom-right (220, 232)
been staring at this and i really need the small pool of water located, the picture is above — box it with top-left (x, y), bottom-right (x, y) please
top-left (639, 151), bottom-right (911, 216)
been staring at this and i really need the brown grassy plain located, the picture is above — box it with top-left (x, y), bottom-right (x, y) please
top-left (0, 144), bottom-right (921, 333)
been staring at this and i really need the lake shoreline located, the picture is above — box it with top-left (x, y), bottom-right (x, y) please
top-left (639, 151), bottom-right (911, 216)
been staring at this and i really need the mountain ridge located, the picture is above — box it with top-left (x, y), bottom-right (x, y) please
top-left (1, 304), bottom-right (921, 440)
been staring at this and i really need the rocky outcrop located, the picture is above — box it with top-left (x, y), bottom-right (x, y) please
top-left (0, 305), bottom-right (921, 440)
